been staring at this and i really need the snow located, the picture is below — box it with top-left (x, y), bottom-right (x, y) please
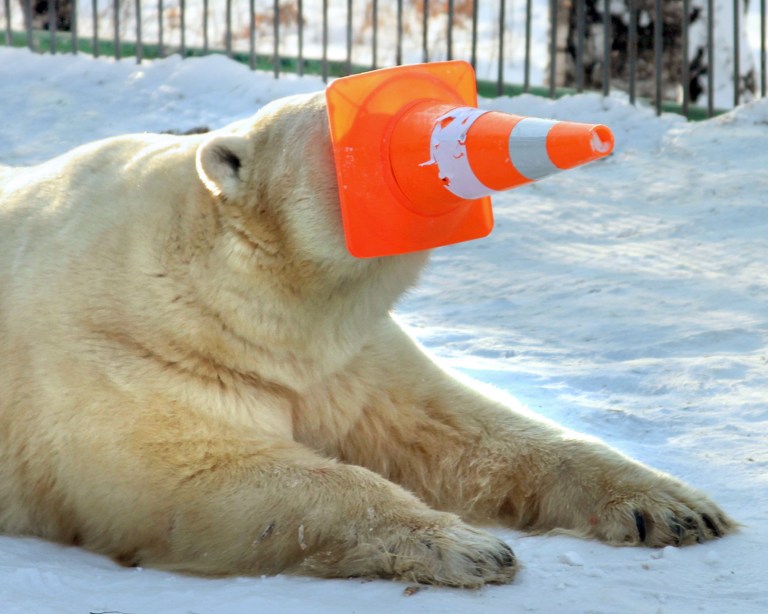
top-left (1, 47), bottom-right (767, 613)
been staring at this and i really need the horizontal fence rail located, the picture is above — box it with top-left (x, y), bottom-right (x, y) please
top-left (2, 1), bottom-right (767, 118)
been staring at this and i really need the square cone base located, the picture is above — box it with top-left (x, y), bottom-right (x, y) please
top-left (326, 61), bottom-right (494, 258)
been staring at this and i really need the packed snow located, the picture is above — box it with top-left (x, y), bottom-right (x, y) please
top-left (0, 47), bottom-right (766, 613)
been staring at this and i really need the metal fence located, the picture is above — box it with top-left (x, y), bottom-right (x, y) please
top-left (2, 1), bottom-right (767, 118)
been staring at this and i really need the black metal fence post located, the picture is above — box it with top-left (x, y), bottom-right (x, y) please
top-left (3, 0), bottom-right (10, 47)
top-left (396, 0), bottom-right (403, 66)
top-left (274, 0), bottom-right (281, 77)
top-left (135, 0), bottom-right (142, 63)
top-left (471, 0), bottom-right (478, 70)
top-left (249, 0), bottom-right (256, 69)
top-left (113, 0), bottom-right (120, 60)
top-left (322, 0), bottom-right (328, 81)
top-left (48, 0), bottom-right (56, 54)
top-left (180, 0), bottom-right (186, 57)
top-left (576, 0), bottom-right (585, 92)
top-left (298, 0), bottom-right (304, 76)
top-left (202, 0), bottom-right (208, 54)
top-left (549, 0), bottom-right (557, 98)
top-left (734, 0), bottom-right (740, 107)
top-left (91, 0), bottom-right (98, 57)
top-left (683, 0), bottom-right (690, 117)
top-left (371, 0), bottom-right (378, 69)
top-left (603, 0), bottom-right (611, 97)
top-left (497, 0), bottom-right (506, 96)
top-left (71, 0), bottom-right (77, 53)
top-left (628, 0), bottom-right (637, 105)
top-left (345, 0), bottom-right (352, 75)
top-left (762, 0), bottom-right (767, 98)
top-left (422, 0), bottom-right (429, 63)
top-left (225, 0), bottom-right (232, 58)
top-left (524, 0), bottom-right (532, 92)
top-left (447, 0), bottom-right (454, 61)
top-left (707, 0), bottom-right (714, 116)
top-left (654, 0), bottom-right (662, 114)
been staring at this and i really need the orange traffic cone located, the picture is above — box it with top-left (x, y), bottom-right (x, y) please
top-left (326, 61), bottom-right (614, 258)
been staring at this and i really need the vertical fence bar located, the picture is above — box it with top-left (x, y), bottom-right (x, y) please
top-left (180, 0), bottom-right (186, 57)
top-left (71, 0), bottom-right (78, 53)
top-left (707, 0), bottom-right (714, 115)
top-left (225, 0), bottom-right (232, 57)
top-left (249, 0), bottom-right (255, 69)
top-left (372, 0), bottom-right (378, 69)
top-left (158, 0), bottom-right (165, 58)
top-left (497, 0), bottom-right (505, 95)
top-left (549, 0), bottom-right (557, 98)
top-left (113, 0), bottom-right (120, 60)
top-left (91, 0), bottom-right (98, 57)
top-left (3, 0), bottom-right (10, 47)
top-left (298, 0), bottom-right (304, 76)
top-left (202, 0), bottom-right (208, 54)
top-left (49, 0), bottom-right (57, 54)
top-left (135, 0), bottom-right (142, 63)
top-left (524, 0), bottom-right (532, 92)
top-left (628, 0), bottom-right (637, 105)
top-left (447, 0), bottom-right (454, 60)
top-left (733, 0), bottom-right (740, 107)
top-left (682, 0), bottom-right (690, 116)
top-left (422, 0), bottom-right (429, 63)
top-left (274, 0), bottom-right (281, 77)
top-left (654, 0), bottom-right (662, 114)
top-left (471, 0), bottom-right (479, 69)
top-left (603, 0), bottom-right (611, 97)
top-left (762, 0), bottom-right (766, 97)
top-left (346, 0), bottom-right (353, 74)
top-left (576, 0), bottom-right (585, 91)
top-left (322, 0), bottom-right (328, 81)
top-left (396, 0), bottom-right (403, 65)
top-left (23, 0), bottom-right (32, 50)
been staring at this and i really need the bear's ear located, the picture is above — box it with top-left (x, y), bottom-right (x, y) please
top-left (196, 135), bottom-right (249, 200)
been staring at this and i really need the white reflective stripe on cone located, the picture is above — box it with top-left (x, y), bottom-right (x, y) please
top-left (422, 106), bottom-right (495, 201)
top-left (508, 118), bottom-right (560, 181)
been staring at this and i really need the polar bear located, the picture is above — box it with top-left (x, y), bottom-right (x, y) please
top-left (0, 92), bottom-right (732, 587)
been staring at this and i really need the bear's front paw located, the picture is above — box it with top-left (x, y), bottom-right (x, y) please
top-left (589, 479), bottom-right (735, 547)
top-left (314, 519), bottom-right (518, 587)
top-left (385, 523), bottom-right (518, 587)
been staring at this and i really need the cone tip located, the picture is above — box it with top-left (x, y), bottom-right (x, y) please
top-left (590, 124), bottom-right (614, 157)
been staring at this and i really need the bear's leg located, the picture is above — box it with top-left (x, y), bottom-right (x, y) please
top-left (333, 321), bottom-right (734, 547)
top-left (100, 438), bottom-right (517, 586)
top-left (338, 384), bottom-right (734, 547)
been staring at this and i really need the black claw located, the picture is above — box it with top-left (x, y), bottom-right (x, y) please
top-left (461, 553), bottom-right (484, 576)
top-left (634, 510), bottom-right (647, 543)
top-left (493, 543), bottom-right (516, 568)
top-left (701, 513), bottom-right (723, 538)
top-left (669, 521), bottom-right (684, 546)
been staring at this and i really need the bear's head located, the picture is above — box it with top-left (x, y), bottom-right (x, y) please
top-left (195, 92), bottom-right (428, 279)
top-left (196, 93), bottom-right (349, 267)
top-left (187, 93), bottom-right (428, 370)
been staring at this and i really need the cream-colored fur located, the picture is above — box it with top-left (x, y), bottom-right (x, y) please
top-left (0, 92), bottom-right (732, 587)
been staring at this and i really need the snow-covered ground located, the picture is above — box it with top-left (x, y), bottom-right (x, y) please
top-left (0, 47), bottom-right (767, 613)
